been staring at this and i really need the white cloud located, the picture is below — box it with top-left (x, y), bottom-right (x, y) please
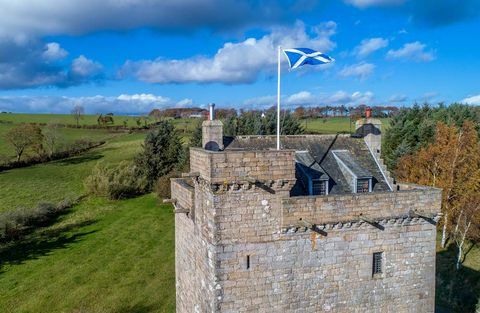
top-left (0, 94), bottom-right (194, 114)
top-left (388, 94), bottom-right (408, 103)
top-left (386, 41), bottom-right (435, 62)
top-left (176, 98), bottom-right (194, 107)
top-left (353, 37), bottom-right (389, 58)
top-left (344, 0), bottom-right (405, 8)
top-left (338, 62), bottom-right (375, 80)
top-left (243, 90), bottom-right (375, 108)
top-left (42, 42), bottom-right (68, 61)
top-left (119, 21), bottom-right (337, 84)
top-left (286, 91), bottom-right (315, 105)
top-left (71, 55), bottom-right (103, 77)
top-left (461, 94), bottom-right (480, 105)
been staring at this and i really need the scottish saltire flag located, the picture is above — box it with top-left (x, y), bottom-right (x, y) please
top-left (283, 48), bottom-right (334, 69)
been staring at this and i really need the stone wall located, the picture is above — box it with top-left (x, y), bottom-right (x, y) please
top-left (175, 181), bottom-right (219, 313)
top-left (190, 148), bottom-right (296, 184)
top-left (282, 187), bottom-right (442, 227)
top-left (216, 220), bottom-right (436, 313)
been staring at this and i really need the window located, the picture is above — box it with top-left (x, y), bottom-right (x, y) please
top-left (246, 255), bottom-right (251, 270)
top-left (312, 179), bottom-right (327, 195)
top-left (372, 252), bottom-right (383, 275)
top-left (356, 178), bottom-right (370, 193)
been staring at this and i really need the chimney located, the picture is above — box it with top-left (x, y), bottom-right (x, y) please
top-left (202, 103), bottom-right (224, 151)
top-left (355, 107), bottom-right (382, 154)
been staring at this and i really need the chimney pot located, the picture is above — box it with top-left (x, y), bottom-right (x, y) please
top-left (209, 103), bottom-right (215, 121)
top-left (365, 107), bottom-right (372, 119)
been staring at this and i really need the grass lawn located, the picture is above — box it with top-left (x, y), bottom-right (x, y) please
top-left (302, 117), bottom-right (391, 134)
top-left (0, 194), bottom-right (175, 313)
top-left (0, 132), bottom-right (145, 210)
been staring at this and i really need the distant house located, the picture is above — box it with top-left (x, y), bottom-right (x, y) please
top-left (189, 113), bottom-right (204, 118)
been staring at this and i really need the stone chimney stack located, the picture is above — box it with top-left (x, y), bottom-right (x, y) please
top-left (355, 107), bottom-right (382, 154)
top-left (202, 103), bottom-right (224, 151)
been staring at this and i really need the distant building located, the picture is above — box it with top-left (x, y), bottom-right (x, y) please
top-left (171, 105), bottom-right (441, 313)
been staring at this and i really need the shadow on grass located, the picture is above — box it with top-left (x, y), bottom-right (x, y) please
top-left (0, 220), bottom-right (96, 273)
top-left (436, 244), bottom-right (480, 313)
top-left (54, 151), bottom-right (104, 165)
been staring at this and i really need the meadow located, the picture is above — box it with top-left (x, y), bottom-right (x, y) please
top-left (0, 113), bottom-right (478, 312)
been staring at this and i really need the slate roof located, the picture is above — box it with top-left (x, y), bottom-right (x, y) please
top-left (224, 134), bottom-right (391, 195)
top-left (332, 150), bottom-right (373, 178)
top-left (295, 151), bottom-right (329, 180)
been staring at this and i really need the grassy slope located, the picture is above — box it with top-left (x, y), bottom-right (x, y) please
top-left (0, 195), bottom-right (175, 313)
top-left (0, 123), bottom-right (115, 160)
top-left (0, 133), bottom-right (144, 210)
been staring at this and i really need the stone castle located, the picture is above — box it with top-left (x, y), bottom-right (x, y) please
top-left (170, 106), bottom-right (442, 312)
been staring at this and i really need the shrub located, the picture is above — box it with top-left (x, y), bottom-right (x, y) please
top-left (155, 172), bottom-right (179, 199)
top-left (84, 161), bottom-right (148, 200)
top-left (0, 198), bottom-right (78, 242)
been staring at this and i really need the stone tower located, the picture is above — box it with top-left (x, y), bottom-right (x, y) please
top-left (171, 109), bottom-right (441, 313)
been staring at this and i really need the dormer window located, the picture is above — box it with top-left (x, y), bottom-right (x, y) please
top-left (332, 150), bottom-right (374, 194)
top-left (295, 151), bottom-right (329, 196)
top-left (356, 178), bottom-right (372, 193)
top-left (312, 179), bottom-right (328, 196)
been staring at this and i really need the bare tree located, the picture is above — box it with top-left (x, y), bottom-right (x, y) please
top-left (43, 123), bottom-right (61, 157)
top-left (453, 194), bottom-right (480, 269)
top-left (5, 124), bottom-right (44, 162)
top-left (71, 105), bottom-right (85, 127)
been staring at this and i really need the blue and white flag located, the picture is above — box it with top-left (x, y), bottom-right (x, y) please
top-left (283, 48), bottom-right (334, 69)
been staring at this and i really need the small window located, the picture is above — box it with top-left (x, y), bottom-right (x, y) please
top-left (372, 252), bottom-right (383, 275)
top-left (356, 178), bottom-right (370, 193)
top-left (246, 255), bottom-right (250, 270)
top-left (312, 180), bottom-right (327, 195)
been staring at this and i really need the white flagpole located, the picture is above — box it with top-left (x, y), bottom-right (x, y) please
top-left (277, 46), bottom-right (281, 150)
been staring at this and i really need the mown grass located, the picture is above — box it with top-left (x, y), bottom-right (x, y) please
top-left (0, 194), bottom-right (175, 313)
top-left (302, 117), bottom-right (391, 134)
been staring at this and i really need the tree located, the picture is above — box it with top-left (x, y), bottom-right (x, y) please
top-left (43, 123), bottom-right (61, 157)
top-left (396, 121), bottom-right (480, 267)
top-left (71, 105), bottom-right (84, 127)
top-left (135, 120), bottom-right (183, 188)
top-left (5, 124), bottom-right (44, 162)
top-left (190, 121), bottom-right (203, 147)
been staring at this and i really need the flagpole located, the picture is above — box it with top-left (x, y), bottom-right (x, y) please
top-left (277, 45), bottom-right (281, 150)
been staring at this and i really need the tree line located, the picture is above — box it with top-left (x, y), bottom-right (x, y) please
top-left (384, 103), bottom-right (480, 271)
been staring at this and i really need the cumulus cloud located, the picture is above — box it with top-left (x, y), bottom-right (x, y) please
top-left (42, 42), bottom-right (68, 61)
top-left (0, 38), bottom-right (104, 89)
top-left (353, 37), bottom-right (389, 58)
top-left (119, 21), bottom-right (337, 85)
top-left (461, 94), bottom-right (480, 105)
top-left (338, 62), bottom-right (375, 80)
top-left (386, 41), bottom-right (435, 62)
top-left (243, 90), bottom-right (375, 108)
top-left (0, 94), bottom-right (194, 114)
top-left (71, 55), bottom-right (103, 77)
top-left (0, 0), bottom-right (295, 40)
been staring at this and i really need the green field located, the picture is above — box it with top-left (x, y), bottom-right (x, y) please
top-left (302, 117), bottom-right (391, 134)
top-left (0, 195), bottom-right (175, 313)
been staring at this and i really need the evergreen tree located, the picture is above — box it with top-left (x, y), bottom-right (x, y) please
top-left (190, 121), bottom-right (203, 147)
top-left (135, 120), bottom-right (182, 188)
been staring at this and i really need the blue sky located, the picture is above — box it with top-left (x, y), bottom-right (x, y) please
top-left (0, 0), bottom-right (480, 114)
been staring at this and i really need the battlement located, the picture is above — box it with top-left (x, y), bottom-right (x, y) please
top-left (282, 184), bottom-right (442, 229)
top-left (189, 147), bottom-right (296, 184)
